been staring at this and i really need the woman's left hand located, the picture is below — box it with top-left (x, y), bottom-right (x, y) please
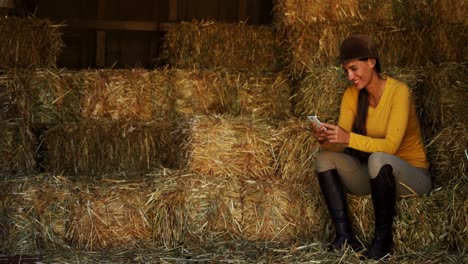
top-left (322, 123), bottom-right (350, 145)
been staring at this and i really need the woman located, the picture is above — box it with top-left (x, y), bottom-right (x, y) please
top-left (312, 34), bottom-right (432, 260)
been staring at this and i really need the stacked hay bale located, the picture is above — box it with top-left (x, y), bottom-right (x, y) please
top-left (0, 68), bottom-right (187, 175)
top-left (162, 20), bottom-right (284, 73)
top-left (275, 0), bottom-right (467, 255)
top-left (0, 171), bottom-right (180, 254)
top-left (154, 20), bottom-right (324, 245)
top-left (0, 17), bottom-right (64, 69)
top-left (29, 68), bottom-right (184, 175)
top-left (1, 4), bottom-right (465, 259)
top-left (0, 17), bottom-right (63, 174)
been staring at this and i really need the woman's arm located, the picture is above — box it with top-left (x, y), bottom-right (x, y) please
top-left (347, 85), bottom-right (411, 154)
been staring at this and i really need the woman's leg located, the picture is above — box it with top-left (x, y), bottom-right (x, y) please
top-left (317, 151), bottom-right (371, 196)
top-left (367, 152), bottom-right (432, 197)
top-left (365, 152), bottom-right (432, 259)
top-left (316, 151), bottom-right (368, 251)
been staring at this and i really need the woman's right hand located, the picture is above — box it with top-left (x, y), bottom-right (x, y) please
top-left (311, 122), bottom-right (327, 144)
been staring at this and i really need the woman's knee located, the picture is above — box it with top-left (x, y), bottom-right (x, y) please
top-left (316, 151), bottom-right (339, 172)
top-left (368, 152), bottom-right (393, 177)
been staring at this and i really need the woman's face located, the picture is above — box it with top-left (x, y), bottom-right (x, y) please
top-left (342, 58), bottom-right (376, 90)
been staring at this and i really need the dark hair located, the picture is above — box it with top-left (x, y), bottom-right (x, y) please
top-left (347, 58), bottom-right (381, 160)
top-left (353, 58), bottom-right (381, 135)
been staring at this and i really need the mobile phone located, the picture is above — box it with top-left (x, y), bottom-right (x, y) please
top-left (308, 115), bottom-right (327, 130)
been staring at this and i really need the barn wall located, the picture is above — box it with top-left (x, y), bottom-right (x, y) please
top-left (33, 0), bottom-right (273, 69)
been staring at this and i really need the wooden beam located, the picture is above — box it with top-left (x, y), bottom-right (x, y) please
top-left (96, 0), bottom-right (106, 67)
top-left (67, 19), bottom-right (174, 32)
top-left (168, 0), bottom-right (178, 21)
top-left (238, 0), bottom-right (247, 21)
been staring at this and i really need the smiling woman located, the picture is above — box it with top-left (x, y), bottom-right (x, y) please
top-left (310, 33), bottom-right (432, 260)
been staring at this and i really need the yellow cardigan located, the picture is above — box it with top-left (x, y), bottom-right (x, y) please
top-left (338, 77), bottom-right (428, 169)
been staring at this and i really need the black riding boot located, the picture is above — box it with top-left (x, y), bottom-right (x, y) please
top-left (365, 164), bottom-right (396, 260)
top-left (318, 169), bottom-right (362, 252)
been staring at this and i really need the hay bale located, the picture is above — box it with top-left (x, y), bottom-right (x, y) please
top-left (236, 72), bottom-right (292, 121)
top-left (441, 182), bottom-right (467, 252)
top-left (426, 123), bottom-right (467, 187)
top-left (306, 151), bottom-right (464, 254)
top-left (273, 0), bottom-right (363, 25)
top-left (40, 119), bottom-right (185, 175)
top-left (169, 69), bottom-right (237, 117)
top-left (0, 175), bottom-right (72, 254)
top-left (433, 0), bottom-right (468, 24)
top-left (292, 66), bottom-right (347, 121)
top-left (0, 69), bottom-right (82, 125)
top-left (0, 72), bottom-right (26, 121)
top-left (0, 122), bottom-right (37, 174)
top-left (242, 176), bottom-right (319, 241)
top-left (184, 175), bottom-right (243, 242)
top-left (80, 69), bottom-right (173, 121)
top-left (170, 69), bottom-right (292, 120)
top-left (275, 118), bottom-right (320, 183)
top-left (0, 16), bottom-right (63, 68)
top-left (162, 20), bottom-right (282, 73)
top-left (146, 173), bottom-right (243, 248)
top-left (1, 68), bottom-right (175, 125)
top-left (145, 173), bottom-right (189, 248)
top-left (429, 25), bottom-right (467, 64)
top-left (273, 0), bottom-right (433, 28)
top-left (328, 188), bottom-right (457, 254)
top-left (283, 23), bottom-right (430, 77)
top-left (68, 177), bottom-right (153, 250)
top-left (420, 63), bottom-right (467, 135)
top-left (186, 116), bottom-right (278, 179)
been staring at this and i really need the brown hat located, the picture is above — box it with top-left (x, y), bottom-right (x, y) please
top-left (339, 34), bottom-right (379, 64)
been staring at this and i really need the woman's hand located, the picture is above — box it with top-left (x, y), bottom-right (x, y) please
top-left (322, 123), bottom-right (350, 145)
top-left (311, 122), bottom-right (327, 144)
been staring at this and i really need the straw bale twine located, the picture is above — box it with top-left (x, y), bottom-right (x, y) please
top-left (187, 116), bottom-right (278, 179)
top-left (420, 63), bottom-right (467, 135)
top-left (0, 175), bottom-right (72, 254)
top-left (162, 20), bottom-right (282, 73)
top-left (426, 123), bottom-right (467, 187)
top-left (80, 69), bottom-right (173, 121)
top-left (0, 122), bottom-right (36, 174)
top-left (274, 118), bottom-right (320, 183)
top-left (235, 72), bottom-right (292, 120)
top-left (169, 69), bottom-right (236, 117)
top-left (283, 23), bottom-right (429, 77)
top-left (273, 0), bottom-right (433, 28)
top-left (433, 0), bottom-right (468, 25)
top-left (242, 176), bottom-right (319, 241)
top-left (41, 119), bottom-right (185, 175)
top-left (68, 177), bottom-right (153, 250)
top-left (0, 16), bottom-right (63, 68)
